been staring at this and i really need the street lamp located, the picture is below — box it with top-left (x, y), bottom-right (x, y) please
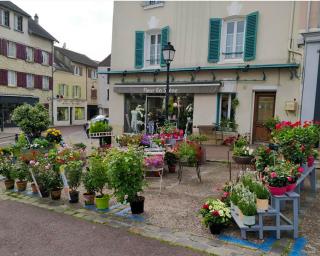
top-left (162, 42), bottom-right (176, 121)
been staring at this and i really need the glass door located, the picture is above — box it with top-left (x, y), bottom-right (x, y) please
top-left (146, 96), bottom-right (165, 134)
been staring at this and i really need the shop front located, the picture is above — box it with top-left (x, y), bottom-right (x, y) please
top-left (53, 99), bottom-right (87, 126)
top-left (114, 82), bottom-right (221, 134)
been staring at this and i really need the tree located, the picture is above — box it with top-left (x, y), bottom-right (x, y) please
top-left (11, 103), bottom-right (50, 138)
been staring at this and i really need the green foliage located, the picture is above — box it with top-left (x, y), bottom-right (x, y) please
top-left (234, 135), bottom-right (249, 148)
top-left (73, 143), bottom-right (87, 150)
top-left (82, 170), bottom-right (96, 194)
top-left (238, 199), bottom-right (257, 216)
top-left (30, 138), bottom-right (51, 149)
top-left (176, 142), bottom-right (197, 164)
top-left (159, 121), bottom-right (176, 134)
top-left (255, 145), bottom-right (277, 172)
top-left (264, 116), bottom-right (280, 131)
top-left (105, 147), bottom-right (145, 202)
top-left (200, 199), bottom-right (232, 227)
top-left (88, 156), bottom-right (109, 196)
top-left (188, 134), bottom-right (208, 143)
top-left (16, 133), bottom-right (29, 149)
top-left (164, 151), bottom-right (178, 166)
top-left (252, 182), bottom-right (270, 200)
top-left (65, 161), bottom-right (83, 192)
top-left (267, 161), bottom-right (298, 187)
top-left (89, 121), bottom-right (113, 133)
top-left (11, 103), bottom-right (50, 137)
top-left (240, 173), bottom-right (256, 192)
top-left (116, 134), bottom-right (142, 147)
top-left (0, 155), bottom-right (14, 180)
top-left (11, 161), bottom-right (30, 181)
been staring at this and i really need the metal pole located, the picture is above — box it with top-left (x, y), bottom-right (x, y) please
top-left (165, 62), bottom-right (170, 121)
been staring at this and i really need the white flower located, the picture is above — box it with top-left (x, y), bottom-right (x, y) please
top-left (209, 205), bottom-right (213, 210)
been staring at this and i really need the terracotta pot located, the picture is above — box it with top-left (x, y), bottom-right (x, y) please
top-left (4, 179), bottom-right (15, 190)
top-left (286, 183), bottom-right (296, 192)
top-left (16, 180), bottom-right (27, 192)
top-left (31, 183), bottom-right (38, 194)
top-left (268, 185), bottom-right (287, 196)
top-left (168, 165), bottom-right (176, 173)
top-left (232, 155), bottom-right (254, 165)
top-left (50, 189), bottom-right (62, 200)
top-left (256, 198), bottom-right (269, 211)
top-left (83, 192), bottom-right (95, 205)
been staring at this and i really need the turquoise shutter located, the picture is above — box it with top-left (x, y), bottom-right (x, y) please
top-left (160, 26), bottom-right (169, 67)
top-left (135, 31), bottom-right (144, 69)
top-left (208, 18), bottom-right (221, 63)
top-left (244, 11), bottom-right (259, 61)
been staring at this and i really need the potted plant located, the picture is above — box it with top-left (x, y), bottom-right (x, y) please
top-left (12, 161), bottom-right (30, 192)
top-left (0, 155), bottom-right (15, 190)
top-left (106, 147), bottom-right (146, 214)
top-left (174, 141), bottom-right (197, 166)
top-left (232, 136), bottom-right (254, 165)
top-left (89, 156), bottom-right (110, 210)
top-left (252, 182), bottom-right (270, 211)
top-left (200, 199), bottom-right (231, 235)
top-left (238, 190), bottom-right (257, 226)
top-left (65, 160), bottom-right (83, 203)
top-left (45, 128), bottom-right (63, 144)
top-left (188, 134), bottom-right (208, 164)
top-left (82, 170), bottom-right (96, 206)
top-left (230, 183), bottom-right (245, 218)
top-left (266, 162), bottom-right (290, 196)
top-left (48, 170), bottom-right (63, 200)
top-left (89, 121), bottom-right (113, 145)
top-left (255, 145), bottom-right (277, 174)
top-left (164, 151), bottom-right (178, 173)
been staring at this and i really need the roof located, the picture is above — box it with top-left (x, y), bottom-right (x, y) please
top-left (0, 1), bottom-right (30, 17)
top-left (99, 54), bottom-right (111, 67)
top-left (28, 18), bottom-right (58, 42)
top-left (54, 56), bottom-right (73, 73)
top-left (55, 46), bottom-right (98, 67)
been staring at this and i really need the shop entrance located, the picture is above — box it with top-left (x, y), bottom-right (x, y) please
top-left (145, 96), bottom-right (166, 134)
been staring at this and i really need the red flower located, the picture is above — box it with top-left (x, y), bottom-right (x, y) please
top-left (287, 176), bottom-right (293, 183)
top-left (298, 166), bottom-right (304, 173)
top-left (212, 210), bottom-right (220, 216)
top-left (301, 145), bottom-right (305, 152)
top-left (291, 121), bottom-right (301, 127)
top-left (275, 123), bottom-right (282, 130)
top-left (202, 204), bottom-right (209, 210)
top-left (270, 172), bottom-right (277, 178)
top-left (266, 148), bottom-right (271, 154)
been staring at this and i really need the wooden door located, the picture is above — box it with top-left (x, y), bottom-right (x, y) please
top-left (253, 92), bottom-right (276, 142)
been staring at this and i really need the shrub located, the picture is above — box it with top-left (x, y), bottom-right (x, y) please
top-left (82, 170), bottom-right (96, 194)
top-left (12, 161), bottom-right (30, 181)
top-left (11, 103), bottom-right (50, 138)
top-left (88, 156), bottom-right (109, 196)
top-left (65, 160), bottom-right (83, 192)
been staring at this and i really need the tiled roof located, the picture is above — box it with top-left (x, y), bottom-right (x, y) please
top-left (54, 56), bottom-right (73, 73)
top-left (0, 1), bottom-right (30, 17)
top-left (55, 46), bottom-right (98, 67)
top-left (28, 18), bottom-right (58, 42)
top-left (99, 54), bottom-right (111, 67)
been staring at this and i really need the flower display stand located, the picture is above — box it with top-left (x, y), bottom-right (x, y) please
top-left (177, 160), bottom-right (201, 183)
top-left (232, 192), bottom-right (299, 240)
top-left (89, 132), bottom-right (113, 147)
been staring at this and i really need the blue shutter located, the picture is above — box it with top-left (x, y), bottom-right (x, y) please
top-left (208, 18), bottom-right (221, 63)
top-left (244, 11), bottom-right (259, 61)
top-left (135, 31), bottom-right (144, 69)
top-left (160, 26), bottom-right (169, 67)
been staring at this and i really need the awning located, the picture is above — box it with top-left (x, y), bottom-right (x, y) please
top-left (0, 95), bottom-right (39, 104)
top-left (113, 83), bottom-right (221, 94)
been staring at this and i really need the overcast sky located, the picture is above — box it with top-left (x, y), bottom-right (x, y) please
top-left (13, 0), bottom-right (114, 62)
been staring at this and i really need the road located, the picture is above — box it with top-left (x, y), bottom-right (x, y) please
top-left (0, 200), bottom-right (203, 256)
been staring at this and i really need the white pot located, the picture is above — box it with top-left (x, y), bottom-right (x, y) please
top-left (243, 215), bottom-right (256, 226)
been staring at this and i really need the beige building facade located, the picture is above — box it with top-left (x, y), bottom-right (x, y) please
top-left (0, 1), bottom-right (56, 127)
top-left (102, 1), bottom-right (303, 142)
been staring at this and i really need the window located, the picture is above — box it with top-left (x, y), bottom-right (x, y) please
top-left (57, 107), bottom-right (69, 121)
top-left (42, 76), bottom-right (49, 90)
top-left (26, 74), bottom-right (34, 88)
top-left (0, 9), bottom-right (10, 27)
top-left (148, 33), bottom-right (161, 66)
top-left (75, 107), bottom-right (85, 120)
top-left (58, 84), bottom-right (68, 97)
top-left (223, 19), bottom-right (245, 60)
top-left (91, 69), bottom-right (97, 79)
top-left (74, 65), bottom-right (81, 76)
top-left (8, 71), bottom-right (17, 86)
top-left (42, 51), bottom-right (49, 65)
top-left (218, 93), bottom-right (237, 130)
top-left (73, 85), bottom-right (81, 98)
top-left (14, 14), bottom-right (23, 32)
top-left (7, 41), bottom-right (16, 58)
top-left (26, 47), bottom-right (34, 62)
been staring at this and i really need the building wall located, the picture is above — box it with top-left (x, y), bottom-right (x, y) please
top-left (97, 66), bottom-right (110, 115)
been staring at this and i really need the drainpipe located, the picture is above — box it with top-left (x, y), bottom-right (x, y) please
top-left (288, 1), bottom-right (302, 63)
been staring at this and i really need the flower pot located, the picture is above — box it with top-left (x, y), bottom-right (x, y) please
top-left (268, 185), bottom-right (287, 196)
top-left (69, 190), bottom-right (79, 204)
top-left (208, 223), bottom-right (225, 235)
top-left (256, 198), bottom-right (269, 211)
top-left (286, 183), bottom-right (296, 192)
top-left (232, 155), bottom-right (254, 165)
top-left (16, 180), bottom-right (27, 192)
top-left (31, 183), bottom-right (38, 194)
top-left (4, 179), bottom-right (14, 190)
top-left (95, 195), bottom-right (110, 210)
top-left (168, 165), bottom-right (176, 173)
top-left (83, 192), bottom-right (95, 205)
top-left (50, 189), bottom-right (62, 200)
top-left (130, 196), bottom-right (145, 214)
top-left (243, 215), bottom-right (256, 226)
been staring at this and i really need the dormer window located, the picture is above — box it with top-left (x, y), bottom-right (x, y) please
top-left (0, 9), bottom-right (10, 27)
top-left (74, 65), bottom-right (82, 76)
top-left (14, 14), bottom-right (23, 32)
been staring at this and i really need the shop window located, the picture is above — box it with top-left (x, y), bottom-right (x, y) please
top-left (217, 93), bottom-right (237, 131)
top-left (75, 107), bottom-right (85, 120)
top-left (57, 107), bottom-right (69, 121)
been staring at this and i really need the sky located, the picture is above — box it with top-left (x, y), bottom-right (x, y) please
top-left (13, 0), bottom-right (114, 62)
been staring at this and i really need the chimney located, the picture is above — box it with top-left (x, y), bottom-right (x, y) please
top-left (34, 13), bottom-right (39, 24)
top-left (62, 42), bottom-right (66, 49)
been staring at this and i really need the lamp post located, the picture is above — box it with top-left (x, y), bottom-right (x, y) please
top-left (162, 42), bottom-right (176, 121)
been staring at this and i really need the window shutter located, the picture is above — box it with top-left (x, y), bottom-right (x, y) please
top-left (160, 26), bottom-right (169, 67)
top-left (88, 68), bottom-right (91, 78)
top-left (79, 86), bottom-right (81, 98)
top-left (0, 69), bottom-right (8, 85)
top-left (0, 39), bottom-right (7, 56)
top-left (16, 44), bottom-right (26, 60)
top-left (35, 75), bottom-right (42, 89)
top-left (208, 18), bottom-right (221, 63)
top-left (135, 31), bottom-right (144, 69)
top-left (49, 53), bottom-right (53, 66)
top-left (244, 11), bottom-right (259, 61)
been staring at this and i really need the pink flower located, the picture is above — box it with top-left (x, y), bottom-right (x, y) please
top-left (45, 164), bottom-right (51, 170)
top-left (29, 160), bottom-right (36, 166)
top-left (298, 166), bottom-right (304, 173)
top-left (222, 192), bottom-right (229, 198)
top-left (287, 176), bottom-right (293, 182)
top-left (270, 172), bottom-right (277, 179)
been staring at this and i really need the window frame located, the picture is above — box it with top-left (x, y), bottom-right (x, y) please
top-left (74, 107), bottom-right (85, 120)
top-left (73, 85), bottom-right (81, 99)
top-left (0, 9), bottom-right (10, 27)
top-left (8, 70), bottom-right (17, 87)
top-left (144, 31), bottom-right (162, 68)
top-left (220, 17), bottom-right (246, 63)
top-left (57, 107), bottom-right (69, 121)
top-left (58, 84), bottom-right (68, 97)
top-left (41, 51), bottom-right (49, 65)
top-left (26, 74), bottom-right (34, 88)
top-left (42, 76), bottom-right (49, 90)
top-left (7, 41), bottom-right (16, 58)
top-left (217, 93), bottom-right (237, 125)
top-left (73, 65), bottom-right (81, 76)
top-left (91, 69), bottom-right (97, 80)
top-left (14, 14), bottom-right (23, 32)
top-left (26, 47), bottom-right (34, 62)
